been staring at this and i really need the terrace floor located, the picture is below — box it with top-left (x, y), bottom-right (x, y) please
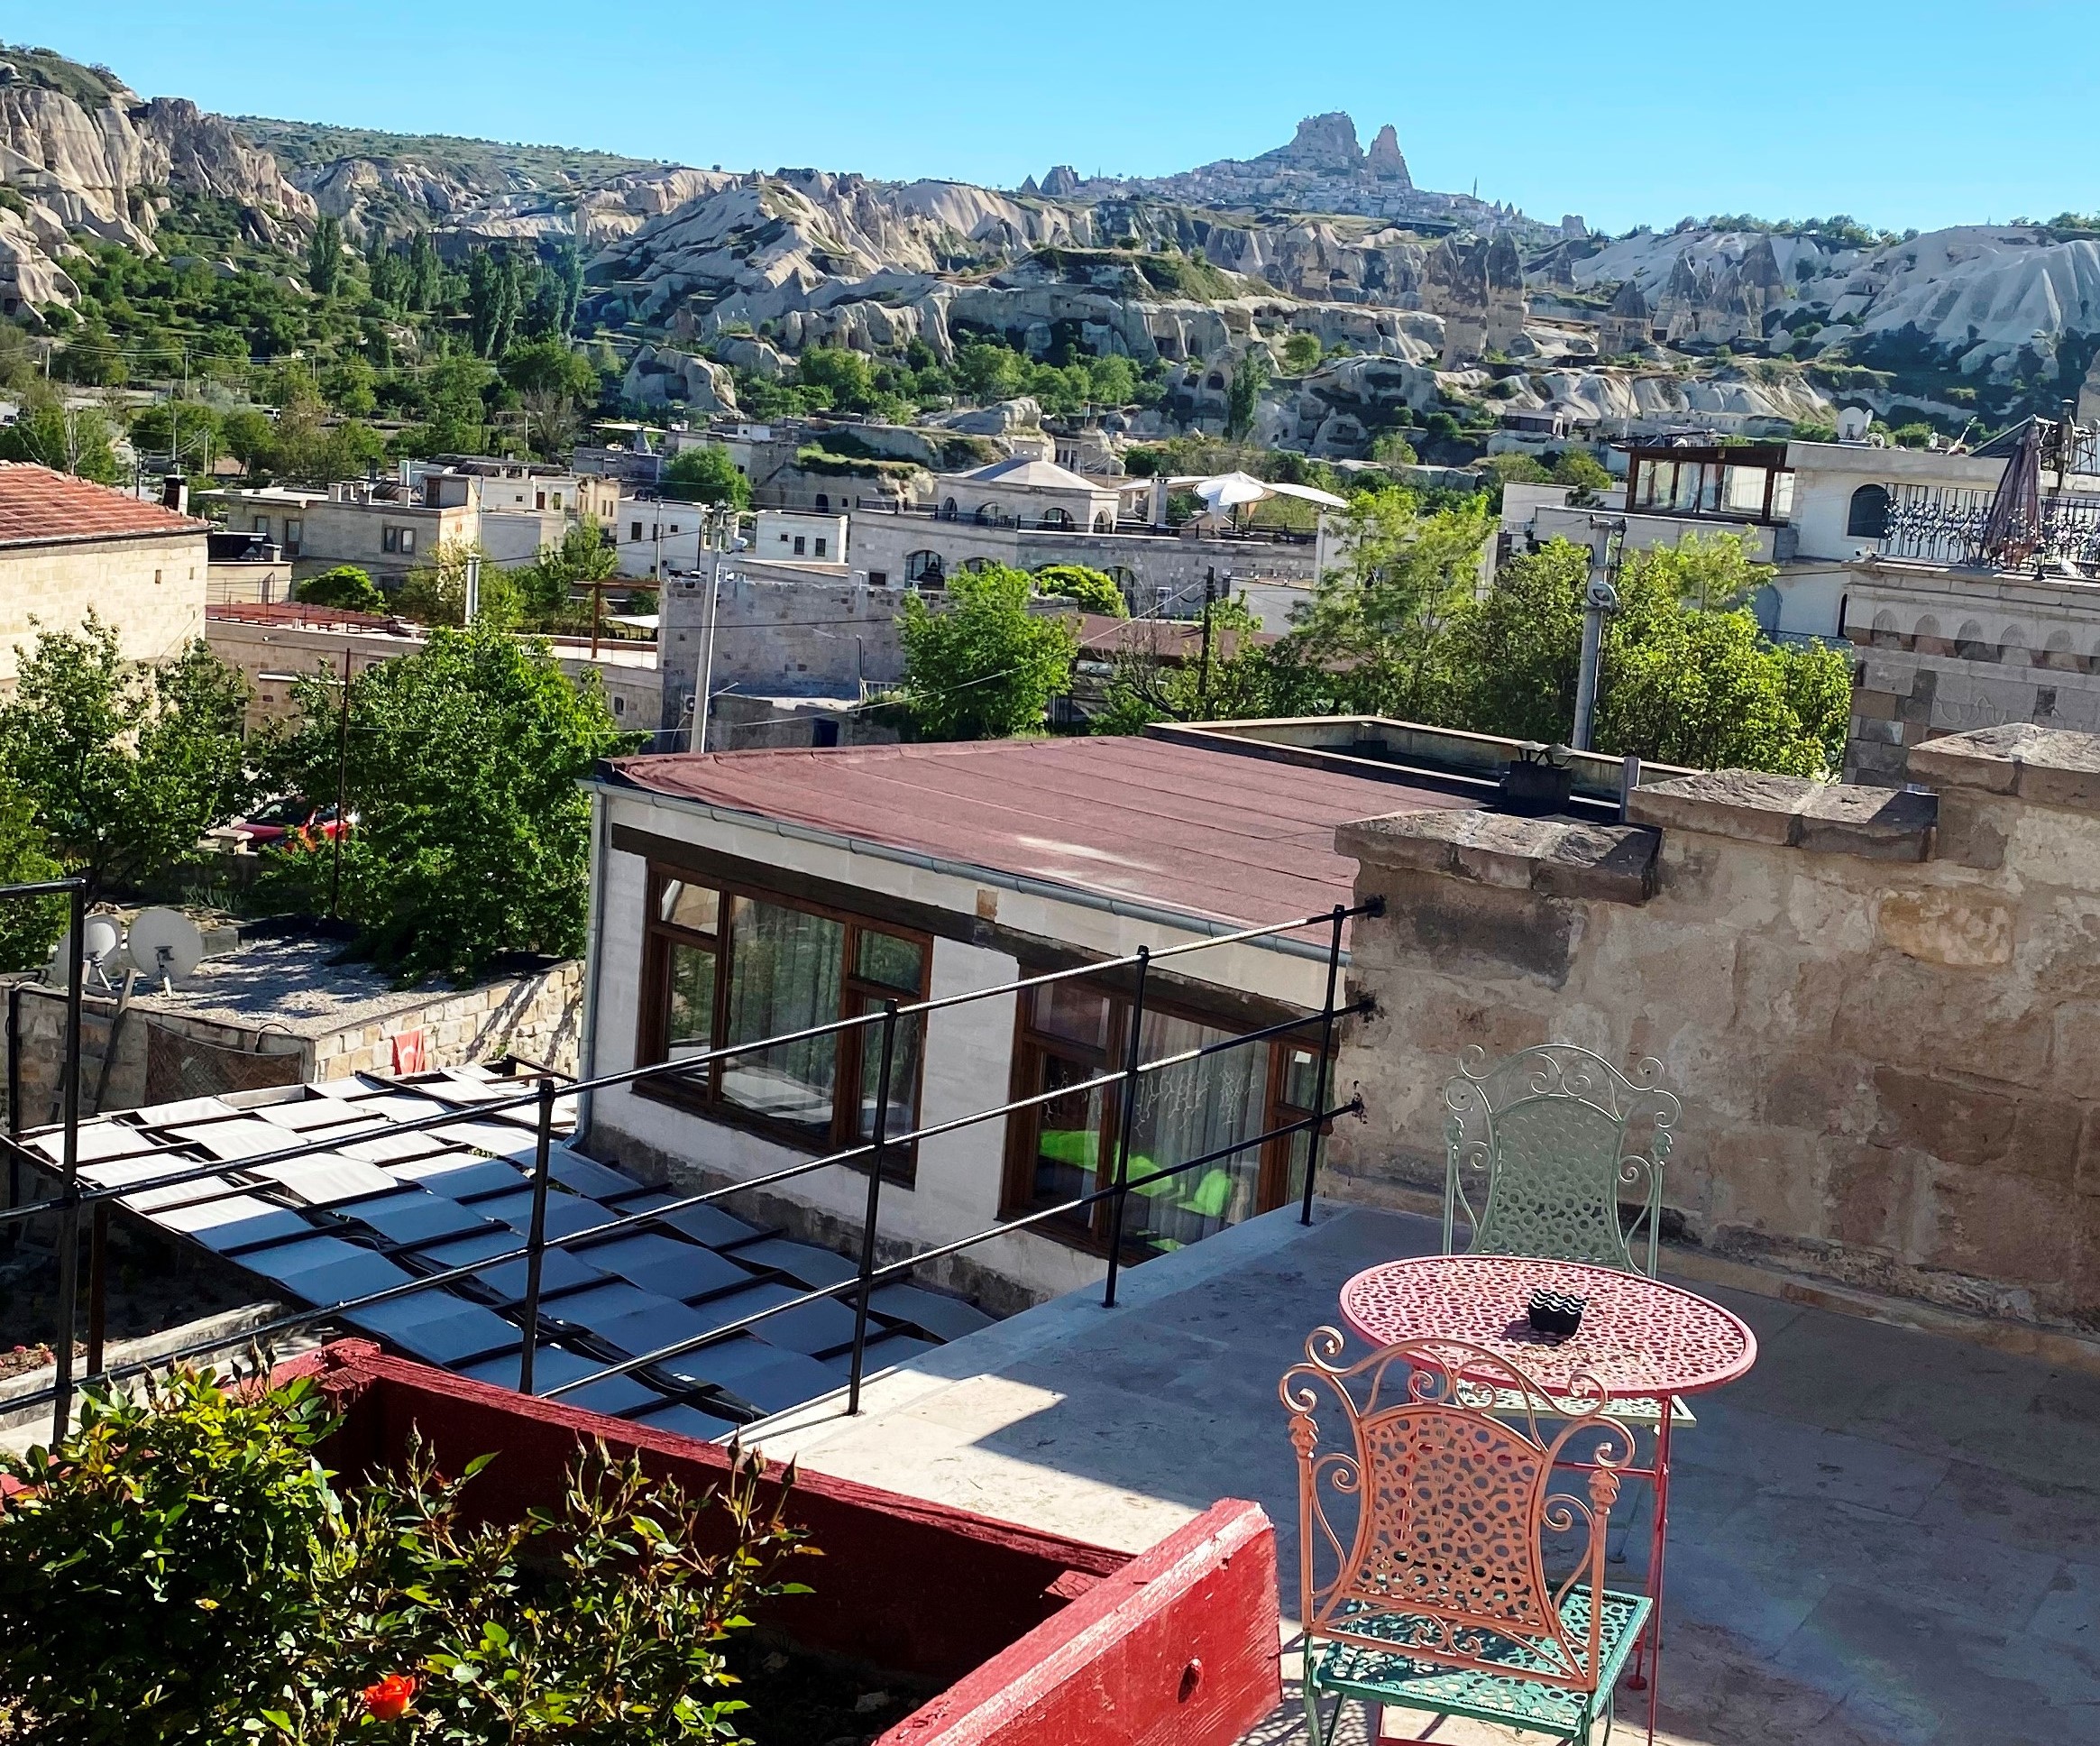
top-left (754, 1203), bottom-right (2100, 1746)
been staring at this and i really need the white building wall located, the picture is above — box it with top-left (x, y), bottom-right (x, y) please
top-left (581, 789), bottom-right (1326, 1304)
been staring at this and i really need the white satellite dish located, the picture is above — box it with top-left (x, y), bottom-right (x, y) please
top-left (42, 913), bottom-right (127, 990)
top-left (126, 908), bottom-right (205, 993)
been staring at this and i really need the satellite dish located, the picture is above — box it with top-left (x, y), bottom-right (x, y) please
top-left (42, 914), bottom-right (127, 990)
top-left (126, 908), bottom-right (205, 993)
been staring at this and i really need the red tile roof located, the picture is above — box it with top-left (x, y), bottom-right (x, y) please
top-left (603, 736), bottom-right (1475, 936)
top-left (0, 463), bottom-right (209, 548)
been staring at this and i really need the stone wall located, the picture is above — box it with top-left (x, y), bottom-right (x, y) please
top-left (0, 530), bottom-right (207, 692)
top-left (5, 960), bottom-right (582, 1126)
top-left (1327, 725), bottom-right (2100, 1333)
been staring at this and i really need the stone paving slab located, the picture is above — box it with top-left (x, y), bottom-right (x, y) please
top-left (753, 1204), bottom-right (2100, 1746)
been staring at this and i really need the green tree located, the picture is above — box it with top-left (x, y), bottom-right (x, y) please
top-left (1032, 564), bottom-right (1127, 617)
top-left (221, 406), bottom-right (276, 474)
top-left (1440, 535), bottom-right (1850, 775)
top-left (1368, 430), bottom-right (1418, 466)
top-left (896, 564), bottom-right (1079, 740)
top-left (663, 444), bottom-right (752, 508)
top-left (1094, 599), bottom-right (1275, 733)
top-left (397, 539), bottom-right (509, 628)
top-left (128, 400), bottom-right (222, 473)
top-left (1291, 487), bottom-right (1494, 718)
top-left (517, 518), bottom-right (616, 629)
top-left (0, 792), bottom-right (66, 971)
top-left (798, 345), bottom-right (877, 414)
top-left (1552, 449), bottom-right (1612, 492)
top-left (296, 565), bottom-right (385, 612)
top-left (1281, 332), bottom-right (1323, 374)
top-left (0, 616), bottom-right (254, 896)
top-left (500, 335), bottom-right (597, 402)
top-left (265, 618), bottom-right (625, 981)
top-left (307, 213), bottom-right (344, 296)
top-left (0, 395), bottom-right (121, 483)
top-left (1087, 353), bottom-right (1137, 405)
top-left (1480, 452), bottom-right (1553, 486)
top-left (320, 354), bottom-right (377, 417)
top-left (956, 341), bottom-right (1028, 404)
top-left (1224, 350), bottom-right (1270, 440)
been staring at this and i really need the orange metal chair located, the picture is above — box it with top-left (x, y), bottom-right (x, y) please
top-left (1281, 1330), bottom-right (1652, 1746)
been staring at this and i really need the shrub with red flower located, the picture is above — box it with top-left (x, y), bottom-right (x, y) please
top-left (362, 1673), bottom-right (416, 1721)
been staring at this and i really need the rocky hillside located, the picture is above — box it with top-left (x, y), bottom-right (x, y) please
top-left (0, 43), bottom-right (310, 311)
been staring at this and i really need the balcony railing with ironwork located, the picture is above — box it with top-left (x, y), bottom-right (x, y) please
top-left (1880, 483), bottom-right (2100, 571)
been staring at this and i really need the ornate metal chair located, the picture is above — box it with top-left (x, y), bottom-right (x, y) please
top-left (1283, 1331), bottom-right (1651, 1746)
top-left (1444, 1043), bottom-right (1680, 1279)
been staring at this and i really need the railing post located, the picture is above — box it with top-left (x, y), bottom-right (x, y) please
top-left (517, 1076), bottom-right (556, 1395)
top-left (86, 1201), bottom-right (108, 1380)
top-left (1102, 946), bottom-right (1150, 1309)
top-left (1299, 905), bottom-right (1347, 1227)
top-left (848, 1001), bottom-right (898, 1416)
top-left (50, 881), bottom-right (84, 1444)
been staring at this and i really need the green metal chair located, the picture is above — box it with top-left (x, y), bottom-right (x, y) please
top-left (1283, 1328), bottom-right (1651, 1746)
top-left (1443, 1043), bottom-right (1681, 1279)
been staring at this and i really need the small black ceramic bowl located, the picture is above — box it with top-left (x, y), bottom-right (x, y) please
top-left (1527, 1288), bottom-right (1586, 1341)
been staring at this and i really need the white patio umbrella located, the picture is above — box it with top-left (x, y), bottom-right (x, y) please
top-left (1178, 471), bottom-right (1351, 514)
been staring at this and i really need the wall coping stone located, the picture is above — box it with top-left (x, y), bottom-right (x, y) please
top-left (1336, 809), bottom-right (1658, 905)
top-left (1627, 770), bottom-right (1935, 860)
top-left (1906, 722), bottom-right (2100, 814)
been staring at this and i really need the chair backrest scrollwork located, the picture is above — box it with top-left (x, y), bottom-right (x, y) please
top-left (1444, 1043), bottom-right (1679, 1276)
top-left (1281, 1330), bottom-right (1632, 1695)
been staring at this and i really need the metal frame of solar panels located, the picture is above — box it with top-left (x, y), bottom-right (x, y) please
top-left (17, 1064), bottom-right (985, 1439)
top-left (0, 885), bottom-right (1373, 1449)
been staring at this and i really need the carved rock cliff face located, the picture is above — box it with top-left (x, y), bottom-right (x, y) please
top-left (0, 73), bottom-right (308, 308)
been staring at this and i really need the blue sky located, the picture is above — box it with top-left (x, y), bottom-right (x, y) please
top-left (29, 2), bottom-right (2100, 235)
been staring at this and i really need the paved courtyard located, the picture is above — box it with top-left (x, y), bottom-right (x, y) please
top-left (756, 1203), bottom-right (2100, 1746)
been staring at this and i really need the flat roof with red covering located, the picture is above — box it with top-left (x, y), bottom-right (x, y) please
top-left (0, 462), bottom-right (208, 548)
top-left (601, 736), bottom-right (1475, 934)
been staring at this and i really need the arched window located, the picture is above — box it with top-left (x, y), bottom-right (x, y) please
top-left (940, 498), bottom-right (958, 519)
top-left (904, 550), bottom-right (944, 584)
top-left (1913, 613), bottom-right (1943, 652)
top-left (1093, 511), bottom-right (1114, 532)
top-left (974, 502), bottom-right (1003, 525)
top-left (2043, 629), bottom-right (2077, 671)
top-left (958, 556), bottom-right (995, 573)
top-left (1205, 372), bottom-right (1226, 391)
top-left (1870, 609), bottom-right (1901, 648)
top-left (1039, 507), bottom-right (1073, 529)
top-left (814, 492), bottom-right (829, 511)
top-left (1998, 625), bottom-right (2030, 666)
top-left (1847, 483), bottom-right (1891, 539)
top-left (1955, 619), bottom-right (1989, 660)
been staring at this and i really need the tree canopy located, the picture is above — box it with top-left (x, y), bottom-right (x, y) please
top-left (662, 445), bottom-right (752, 509)
top-left (264, 619), bottom-right (627, 983)
top-left (896, 565), bottom-right (1079, 740)
top-left (0, 617), bottom-right (254, 897)
top-left (296, 566), bottom-right (385, 613)
top-left (1032, 564), bottom-right (1127, 617)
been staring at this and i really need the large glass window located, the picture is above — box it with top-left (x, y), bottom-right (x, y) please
top-left (1004, 985), bottom-right (1330, 1257)
top-left (640, 870), bottom-right (930, 1175)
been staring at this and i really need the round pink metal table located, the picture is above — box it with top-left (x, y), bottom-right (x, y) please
top-left (1337, 1254), bottom-right (1757, 1743)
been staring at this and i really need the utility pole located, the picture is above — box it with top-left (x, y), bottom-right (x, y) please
top-left (330, 647), bottom-right (352, 919)
top-left (463, 552), bottom-right (481, 622)
top-left (1197, 566), bottom-right (1216, 718)
top-left (693, 511), bottom-right (726, 753)
top-left (1572, 520), bottom-right (1624, 753)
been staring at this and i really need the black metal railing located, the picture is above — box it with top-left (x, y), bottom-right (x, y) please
top-left (0, 884), bottom-right (1378, 1445)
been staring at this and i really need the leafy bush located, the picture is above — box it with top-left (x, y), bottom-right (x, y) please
top-left (663, 445), bottom-right (753, 509)
top-left (0, 1365), bottom-right (812, 1743)
top-left (297, 565), bottom-right (385, 612)
top-left (0, 792), bottom-right (66, 971)
top-left (1032, 564), bottom-right (1127, 617)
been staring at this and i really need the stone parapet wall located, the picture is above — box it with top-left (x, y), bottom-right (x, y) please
top-left (1329, 727), bottom-right (2100, 1332)
top-left (4, 960), bottom-right (581, 1126)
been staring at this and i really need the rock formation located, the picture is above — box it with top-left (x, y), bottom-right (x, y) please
top-left (1600, 278), bottom-right (1653, 354)
top-left (1040, 164), bottom-right (1081, 198)
top-left (1366, 124), bottom-right (1410, 186)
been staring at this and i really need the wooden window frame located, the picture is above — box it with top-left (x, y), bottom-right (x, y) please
top-left (998, 981), bottom-right (1326, 1256)
top-left (635, 867), bottom-right (932, 1182)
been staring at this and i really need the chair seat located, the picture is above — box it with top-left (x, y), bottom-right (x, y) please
top-left (1455, 1382), bottom-right (1696, 1429)
top-left (1308, 1587), bottom-right (1652, 1741)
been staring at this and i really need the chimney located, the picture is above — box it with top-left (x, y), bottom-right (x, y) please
top-left (160, 475), bottom-right (188, 515)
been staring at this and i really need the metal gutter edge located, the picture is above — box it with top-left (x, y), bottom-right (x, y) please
top-left (585, 776), bottom-right (1350, 967)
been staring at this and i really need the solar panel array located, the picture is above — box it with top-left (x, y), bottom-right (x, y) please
top-left (29, 1065), bottom-right (992, 1435)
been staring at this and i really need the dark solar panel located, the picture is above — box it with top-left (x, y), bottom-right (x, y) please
top-left (574, 1231), bottom-right (757, 1300)
top-left (733, 1237), bottom-right (860, 1290)
top-left (346, 1190), bottom-right (502, 1247)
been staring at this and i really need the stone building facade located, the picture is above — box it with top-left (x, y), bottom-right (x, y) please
top-left (0, 463), bottom-right (208, 691)
top-left (1329, 725), bottom-right (2100, 1337)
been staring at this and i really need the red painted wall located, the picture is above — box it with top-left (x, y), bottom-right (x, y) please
top-left (288, 1342), bottom-right (1279, 1744)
